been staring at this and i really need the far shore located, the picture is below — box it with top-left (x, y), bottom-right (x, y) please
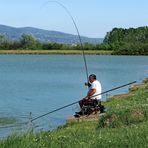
top-left (0, 50), bottom-right (113, 55)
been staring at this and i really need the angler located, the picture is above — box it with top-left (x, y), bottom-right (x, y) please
top-left (75, 74), bottom-right (104, 117)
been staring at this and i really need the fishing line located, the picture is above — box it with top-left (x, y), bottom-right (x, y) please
top-left (41, 0), bottom-right (89, 83)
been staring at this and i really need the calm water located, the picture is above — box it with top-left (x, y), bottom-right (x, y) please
top-left (0, 55), bottom-right (148, 137)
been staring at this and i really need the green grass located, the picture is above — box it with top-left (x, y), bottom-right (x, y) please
top-left (0, 49), bottom-right (113, 55)
top-left (0, 121), bottom-right (147, 148)
top-left (0, 82), bottom-right (148, 148)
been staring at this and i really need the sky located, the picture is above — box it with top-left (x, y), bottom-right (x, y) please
top-left (0, 0), bottom-right (148, 38)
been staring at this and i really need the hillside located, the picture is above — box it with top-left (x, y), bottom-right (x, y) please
top-left (0, 25), bottom-right (103, 44)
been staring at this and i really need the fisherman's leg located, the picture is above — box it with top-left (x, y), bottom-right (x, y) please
top-left (79, 99), bottom-right (88, 109)
top-left (79, 100), bottom-right (84, 109)
top-left (98, 100), bottom-right (101, 107)
top-left (75, 100), bottom-right (86, 116)
top-left (76, 99), bottom-right (89, 115)
top-left (98, 100), bottom-right (105, 113)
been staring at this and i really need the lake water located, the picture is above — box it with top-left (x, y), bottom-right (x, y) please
top-left (0, 55), bottom-right (148, 137)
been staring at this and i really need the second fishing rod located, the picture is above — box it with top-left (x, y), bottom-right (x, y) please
top-left (31, 81), bottom-right (136, 122)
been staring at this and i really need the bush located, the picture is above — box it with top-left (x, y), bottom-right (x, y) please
top-left (98, 105), bottom-right (148, 128)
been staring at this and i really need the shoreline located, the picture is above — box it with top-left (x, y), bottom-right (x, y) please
top-left (0, 50), bottom-right (113, 55)
top-left (107, 78), bottom-right (148, 101)
top-left (67, 78), bottom-right (148, 123)
top-left (0, 50), bottom-right (147, 56)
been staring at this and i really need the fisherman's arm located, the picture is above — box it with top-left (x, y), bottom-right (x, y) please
top-left (83, 89), bottom-right (96, 100)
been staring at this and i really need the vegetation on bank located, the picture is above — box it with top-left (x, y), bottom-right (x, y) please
top-left (0, 26), bottom-right (148, 55)
top-left (0, 34), bottom-right (105, 52)
top-left (104, 26), bottom-right (148, 55)
top-left (0, 79), bottom-right (148, 148)
top-left (0, 49), bottom-right (112, 55)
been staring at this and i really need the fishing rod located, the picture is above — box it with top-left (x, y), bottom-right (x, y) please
top-left (31, 81), bottom-right (136, 122)
top-left (43, 1), bottom-right (89, 83)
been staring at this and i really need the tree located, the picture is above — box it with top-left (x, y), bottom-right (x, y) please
top-left (20, 34), bottom-right (38, 50)
top-left (0, 34), bottom-right (10, 50)
top-left (0, 34), bottom-right (7, 44)
top-left (103, 26), bottom-right (148, 55)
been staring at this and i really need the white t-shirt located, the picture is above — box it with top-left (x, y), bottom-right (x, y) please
top-left (89, 80), bottom-right (102, 100)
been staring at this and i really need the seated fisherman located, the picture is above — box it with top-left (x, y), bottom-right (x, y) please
top-left (76, 74), bottom-right (102, 116)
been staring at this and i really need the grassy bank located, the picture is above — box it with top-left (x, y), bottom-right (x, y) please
top-left (0, 50), bottom-right (113, 55)
top-left (0, 79), bottom-right (148, 147)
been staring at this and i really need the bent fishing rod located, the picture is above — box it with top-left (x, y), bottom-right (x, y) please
top-left (31, 81), bottom-right (136, 122)
top-left (43, 1), bottom-right (89, 83)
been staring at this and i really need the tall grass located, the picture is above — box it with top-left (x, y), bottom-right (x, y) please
top-left (0, 121), bottom-right (147, 148)
top-left (99, 85), bottom-right (148, 128)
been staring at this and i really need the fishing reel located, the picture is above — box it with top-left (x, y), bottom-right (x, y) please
top-left (85, 82), bottom-right (91, 87)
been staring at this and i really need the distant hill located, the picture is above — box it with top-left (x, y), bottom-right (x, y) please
top-left (0, 25), bottom-right (103, 44)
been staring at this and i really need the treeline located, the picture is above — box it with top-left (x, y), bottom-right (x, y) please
top-left (0, 34), bottom-right (104, 51)
top-left (103, 26), bottom-right (148, 55)
top-left (1, 26), bottom-right (148, 55)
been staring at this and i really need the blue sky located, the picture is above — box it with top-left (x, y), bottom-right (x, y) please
top-left (0, 0), bottom-right (148, 38)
